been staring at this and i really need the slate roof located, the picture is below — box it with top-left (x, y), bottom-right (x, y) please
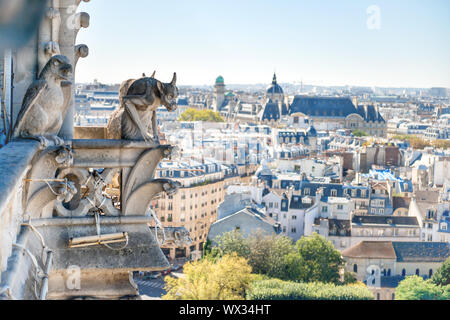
top-left (356, 105), bottom-right (385, 122)
top-left (280, 103), bottom-right (289, 116)
top-left (352, 215), bottom-right (419, 226)
top-left (343, 241), bottom-right (450, 263)
top-left (392, 242), bottom-right (450, 262)
top-left (289, 96), bottom-right (358, 117)
top-left (260, 100), bottom-right (281, 121)
top-left (289, 195), bottom-right (315, 210)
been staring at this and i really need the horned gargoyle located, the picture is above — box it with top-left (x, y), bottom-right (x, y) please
top-left (12, 55), bottom-right (72, 147)
top-left (106, 72), bottom-right (178, 143)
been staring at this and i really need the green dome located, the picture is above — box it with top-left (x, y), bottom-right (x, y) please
top-left (215, 75), bottom-right (224, 84)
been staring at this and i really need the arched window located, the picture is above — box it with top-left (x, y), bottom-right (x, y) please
top-left (353, 264), bottom-right (358, 273)
top-left (402, 269), bottom-right (406, 277)
top-left (429, 269), bottom-right (433, 277)
top-left (416, 268), bottom-right (420, 276)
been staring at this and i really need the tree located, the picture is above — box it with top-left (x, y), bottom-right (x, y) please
top-left (432, 257), bottom-right (450, 286)
top-left (162, 253), bottom-right (253, 300)
top-left (352, 130), bottom-right (368, 137)
top-left (246, 230), bottom-right (295, 278)
top-left (179, 108), bottom-right (224, 122)
top-left (211, 229), bottom-right (251, 259)
top-left (293, 233), bottom-right (344, 284)
top-left (396, 275), bottom-right (449, 300)
top-left (209, 230), bottom-right (295, 279)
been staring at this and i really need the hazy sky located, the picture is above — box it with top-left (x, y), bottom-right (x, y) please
top-left (75, 0), bottom-right (450, 88)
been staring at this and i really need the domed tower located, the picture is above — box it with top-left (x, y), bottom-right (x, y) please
top-left (265, 73), bottom-right (284, 104)
top-left (214, 75), bottom-right (226, 112)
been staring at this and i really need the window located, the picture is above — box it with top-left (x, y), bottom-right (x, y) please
top-left (353, 264), bottom-right (358, 273)
top-left (402, 269), bottom-right (406, 277)
top-left (291, 228), bottom-right (297, 233)
top-left (322, 206), bottom-right (328, 213)
top-left (337, 204), bottom-right (344, 210)
top-left (415, 269), bottom-right (420, 276)
top-left (429, 269), bottom-right (433, 277)
top-left (331, 189), bottom-right (337, 197)
top-left (292, 215), bottom-right (297, 220)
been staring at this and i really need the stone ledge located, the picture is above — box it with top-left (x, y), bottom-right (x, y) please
top-left (0, 140), bottom-right (41, 217)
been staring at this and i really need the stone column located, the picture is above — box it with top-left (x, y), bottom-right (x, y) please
top-left (57, 0), bottom-right (90, 140)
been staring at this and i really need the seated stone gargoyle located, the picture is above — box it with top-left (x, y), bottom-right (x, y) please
top-left (12, 55), bottom-right (72, 147)
top-left (106, 72), bottom-right (178, 143)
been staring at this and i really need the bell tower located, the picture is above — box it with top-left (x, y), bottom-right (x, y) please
top-left (214, 75), bottom-right (225, 112)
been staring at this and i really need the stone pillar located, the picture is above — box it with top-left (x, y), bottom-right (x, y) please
top-left (57, 0), bottom-right (90, 140)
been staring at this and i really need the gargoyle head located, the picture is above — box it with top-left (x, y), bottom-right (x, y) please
top-left (53, 180), bottom-right (77, 203)
top-left (157, 72), bottom-right (178, 112)
top-left (162, 179), bottom-right (181, 196)
top-left (55, 145), bottom-right (73, 167)
top-left (40, 55), bottom-right (72, 82)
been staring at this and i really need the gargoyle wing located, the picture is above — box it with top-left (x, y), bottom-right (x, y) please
top-left (12, 79), bottom-right (48, 138)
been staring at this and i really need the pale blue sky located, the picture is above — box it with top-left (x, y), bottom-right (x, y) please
top-left (75, 0), bottom-right (450, 88)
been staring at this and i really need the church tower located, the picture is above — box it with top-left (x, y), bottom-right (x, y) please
top-left (214, 75), bottom-right (225, 112)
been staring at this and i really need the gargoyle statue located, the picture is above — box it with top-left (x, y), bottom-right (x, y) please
top-left (12, 55), bottom-right (72, 146)
top-left (106, 72), bottom-right (178, 143)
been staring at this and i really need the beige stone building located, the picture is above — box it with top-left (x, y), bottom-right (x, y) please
top-left (153, 160), bottom-right (241, 260)
top-left (342, 241), bottom-right (449, 300)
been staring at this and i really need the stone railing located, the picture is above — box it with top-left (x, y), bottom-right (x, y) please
top-left (0, 139), bottom-right (189, 300)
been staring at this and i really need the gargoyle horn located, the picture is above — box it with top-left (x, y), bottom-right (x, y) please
top-left (171, 72), bottom-right (177, 85)
top-left (151, 70), bottom-right (156, 78)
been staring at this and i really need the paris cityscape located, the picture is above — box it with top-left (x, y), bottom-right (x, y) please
top-left (0, 0), bottom-right (449, 306)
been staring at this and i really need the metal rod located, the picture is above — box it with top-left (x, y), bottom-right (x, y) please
top-left (30, 216), bottom-right (153, 227)
top-left (39, 251), bottom-right (53, 300)
top-left (23, 179), bottom-right (67, 183)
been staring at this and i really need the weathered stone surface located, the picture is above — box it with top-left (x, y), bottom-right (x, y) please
top-left (36, 222), bottom-right (169, 271)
